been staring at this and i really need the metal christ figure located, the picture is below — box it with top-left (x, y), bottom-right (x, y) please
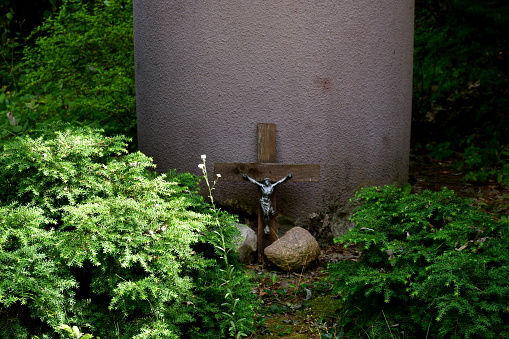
top-left (242, 173), bottom-right (292, 235)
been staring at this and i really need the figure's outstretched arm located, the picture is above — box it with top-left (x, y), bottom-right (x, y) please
top-left (274, 174), bottom-right (292, 186)
top-left (242, 174), bottom-right (263, 187)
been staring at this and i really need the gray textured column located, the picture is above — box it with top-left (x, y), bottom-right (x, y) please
top-left (134, 1), bottom-right (414, 237)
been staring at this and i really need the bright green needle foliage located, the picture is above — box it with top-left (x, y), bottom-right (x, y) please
top-left (0, 125), bottom-right (255, 338)
top-left (329, 185), bottom-right (509, 339)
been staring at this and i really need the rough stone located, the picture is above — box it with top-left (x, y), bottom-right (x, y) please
top-left (264, 227), bottom-right (320, 271)
top-left (234, 224), bottom-right (257, 264)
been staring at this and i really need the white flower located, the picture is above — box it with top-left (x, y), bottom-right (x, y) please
top-left (216, 173), bottom-right (222, 178)
top-left (198, 164), bottom-right (204, 169)
top-left (201, 154), bottom-right (206, 160)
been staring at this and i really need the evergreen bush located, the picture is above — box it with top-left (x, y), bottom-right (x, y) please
top-left (0, 125), bottom-right (255, 338)
top-left (329, 185), bottom-right (509, 338)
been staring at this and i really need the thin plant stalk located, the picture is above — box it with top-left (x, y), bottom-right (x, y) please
top-left (198, 155), bottom-right (247, 338)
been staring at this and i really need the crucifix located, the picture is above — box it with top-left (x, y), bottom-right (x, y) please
top-left (214, 123), bottom-right (320, 263)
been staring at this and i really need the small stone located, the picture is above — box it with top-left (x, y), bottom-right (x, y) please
top-left (234, 224), bottom-right (257, 264)
top-left (264, 227), bottom-right (320, 271)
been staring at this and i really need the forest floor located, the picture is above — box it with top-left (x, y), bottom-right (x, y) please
top-left (246, 154), bottom-right (509, 339)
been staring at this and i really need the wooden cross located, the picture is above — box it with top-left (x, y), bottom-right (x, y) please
top-left (214, 123), bottom-right (320, 263)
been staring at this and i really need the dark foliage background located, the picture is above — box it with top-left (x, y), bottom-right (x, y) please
top-left (413, 0), bottom-right (509, 140)
top-left (1, 0), bottom-right (136, 144)
top-left (413, 0), bottom-right (509, 185)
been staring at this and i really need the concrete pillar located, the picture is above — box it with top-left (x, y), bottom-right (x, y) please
top-left (134, 1), bottom-right (414, 238)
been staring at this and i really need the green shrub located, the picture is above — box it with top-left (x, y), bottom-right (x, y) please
top-left (329, 185), bottom-right (509, 338)
top-left (0, 125), bottom-right (255, 338)
top-left (1, 0), bottom-right (136, 141)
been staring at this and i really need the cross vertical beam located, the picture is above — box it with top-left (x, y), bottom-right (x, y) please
top-left (256, 123), bottom-right (277, 261)
top-left (257, 123), bottom-right (276, 163)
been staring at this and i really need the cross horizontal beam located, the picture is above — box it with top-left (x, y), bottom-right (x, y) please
top-left (214, 163), bottom-right (320, 182)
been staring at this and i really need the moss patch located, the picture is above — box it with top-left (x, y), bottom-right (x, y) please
top-left (308, 295), bottom-right (343, 320)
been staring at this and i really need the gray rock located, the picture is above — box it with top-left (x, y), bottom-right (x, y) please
top-left (264, 227), bottom-right (320, 271)
top-left (234, 224), bottom-right (257, 264)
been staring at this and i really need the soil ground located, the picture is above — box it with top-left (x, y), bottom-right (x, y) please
top-left (246, 155), bottom-right (509, 339)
